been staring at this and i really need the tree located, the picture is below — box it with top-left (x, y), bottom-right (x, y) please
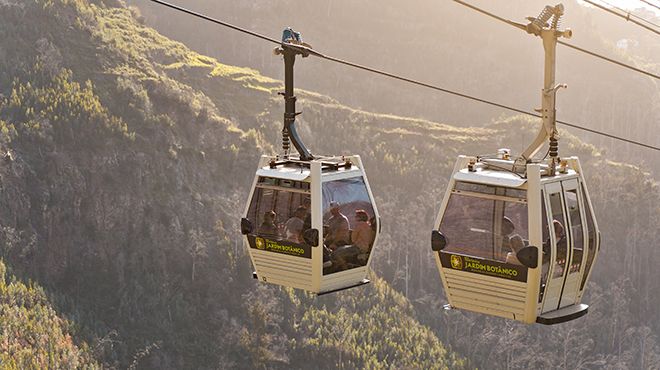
top-left (187, 228), bottom-right (208, 282)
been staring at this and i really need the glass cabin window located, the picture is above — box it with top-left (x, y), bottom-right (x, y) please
top-left (565, 189), bottom-right (584, 275)
top-left (580, 183), bottom-right (598, 290)
top-left (440, 183), bottom-right (528, 263)
top-left (539, 197), bottom-right (550, 302)
top-left (246, 178), bottom-right (311, 244)
top-left (548, 192), bottom-right (568, 278)
top-left (322, 177), bottom-right (377, 275)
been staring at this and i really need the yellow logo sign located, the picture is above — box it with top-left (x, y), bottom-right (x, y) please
top-left (252, 237), bottom-right (309, 258)
top-left (255, 237), bottom-right (265, 250)
top-left (450, 255), bottom-right (463, 270)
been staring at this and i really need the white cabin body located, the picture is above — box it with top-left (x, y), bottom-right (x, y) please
top-left (433, 155), bottom-right (600, 324)
top-left (242, 155), bottom-right (380, 295)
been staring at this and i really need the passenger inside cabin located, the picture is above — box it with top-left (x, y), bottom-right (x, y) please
top-left (284, 206), bottom-right (306, 243)
top-left (553, 220), bottom-right (566, 257)
top-left (259, 210), bottom-right (279, 239)
top-left (352, 209), bottom-right (374, 254)
top-left (552, 220), bottom-right (567, 277)
top-left (325, 201), bottom-right (350, 250)
top-left (502, 216), bottom-right (525, 264)
top-left (369, 216), bottom-right (377, 235)
top-left (302, 196), bottom-right (312, 230)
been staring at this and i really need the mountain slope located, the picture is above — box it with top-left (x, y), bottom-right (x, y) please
top-left (0, 260), bottom-right (99, 368)
top-left (0, 0), bottom-right (468, 368)
top-left (1, 0), bottom-right (659, 369)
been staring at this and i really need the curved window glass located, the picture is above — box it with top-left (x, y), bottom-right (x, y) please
top-left (439, 182), bottom-right (528, 263)
top-left (580, 183), bottom-right (598, 290)
top-left (245, 178), bottom-right (313, 258)
top-left (539, 197), bottom-right (550, 302)
top-left (548, 192), bottom-right (568, 279)
top-left (322, 177), bottom-right (377, 275)
top-left (565, 189), bottom-right (584, 275)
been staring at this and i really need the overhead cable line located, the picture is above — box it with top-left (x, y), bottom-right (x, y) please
top-left (453, 0), bottom-right (660, 80)
top-left (556, 40), bottom-right (659, 79)
top-left (147, 0), bottom-right (281, 45)
top-left (556, 119), bottom-right (659, 151)
top-left (145, 0), bottom-right (660, 153)
top-left (640, 0), bottom-right (660, 12)
top-left (599, 0), bottom-right (660, 29)
top-left (318, 54), bottom-right (660, 152)
top-left (582, 0), bottom-right (660, 35)
top-left (314, 55), bottom-right (538, 117)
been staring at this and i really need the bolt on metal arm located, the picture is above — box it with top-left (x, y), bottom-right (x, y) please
top-left (273, 28), bottom-right (315, 161)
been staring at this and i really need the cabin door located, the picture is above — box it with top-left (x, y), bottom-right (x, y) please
top-left (540, 182), bottom-right (570, 312)
top-left (541, 180), bottom-right (588, 313)
top-left (557, 179), bottom-right (589, 308)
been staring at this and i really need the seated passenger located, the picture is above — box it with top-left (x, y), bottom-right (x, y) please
top-left (259, 210), bottom-right (279, 238)
top-left (553, 220), bottom-right (567, 262)
top-left (505, 238), bottom-right (526, 265)
top-left (330, 244), bottom-right (361, 272)
top-left (552, 220), bottom-right (567, 277)
top-left (352, 209), bottom-right (374, 254)
top-left (302, 196), bottom-right (312, 230)
top-left (501, 216), bottom-right (525, 264)
top-left (284, 206), bottom-right (306, 243)
top-left (325, 201), bottom-right (350, 250)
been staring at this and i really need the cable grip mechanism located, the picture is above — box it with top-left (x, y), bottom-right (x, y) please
top-left (526, 4), bottom-right (566, 35)
top-left (274, 28), bottom-right (314, 161)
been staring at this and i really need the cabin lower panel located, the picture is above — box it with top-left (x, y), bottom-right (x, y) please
top-left (443, 269), bottom-right (530, 322)
top-left (250, 249), bottom-right (314, 292)
top-left (320, 266), bottom-right (368, 294)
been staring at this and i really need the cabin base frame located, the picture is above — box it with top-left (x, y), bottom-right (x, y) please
top-left (317, 278), bottom-right (370, 296)
top-left (536, 303), bottom-right (589, 325)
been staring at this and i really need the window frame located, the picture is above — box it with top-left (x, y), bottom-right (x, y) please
top-left (439, 181), bottom-right (529, 264)
top-left (246, 177), bottom-right (311, 242)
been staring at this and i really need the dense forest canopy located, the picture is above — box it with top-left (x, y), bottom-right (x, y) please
top-left (0, 0), bottom-right (658, 368)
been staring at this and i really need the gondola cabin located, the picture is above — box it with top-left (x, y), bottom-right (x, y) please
top-left (241, 155), bottom-right (380, 294)
top-left (239, 32), bottom-right (380, 294)
top-left (432, 155), bottom-right (600, 324)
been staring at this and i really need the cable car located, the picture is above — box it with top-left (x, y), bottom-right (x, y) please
top-left (241, 30), bottom-right (380, 294)
top-left (431, 5), bottom-right (600, 324)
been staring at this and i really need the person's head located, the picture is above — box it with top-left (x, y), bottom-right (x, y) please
top-left (264, 210), bottom-right (276, 223)
top-left (303, 196), bottom-right (311, 208)
top-left (355, 209), bottom-right (368, 222)
top-left (330, 201), bottom-right (341, 216)
top-left (294, 206), bottom-right (306, 218)
top-left (510, 237), bottom-right (524, 253)
top-left (553, 220), bottom-right (564, 239)
top-left (501, 216), bottom-right (515, 236)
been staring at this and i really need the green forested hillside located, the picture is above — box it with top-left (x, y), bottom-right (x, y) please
top-left (0, 0), bottom-right (659, 369)
top-left (0, 0), bottom-right (467, 368)
top-left (0, 260), bottom-right (99, 368)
